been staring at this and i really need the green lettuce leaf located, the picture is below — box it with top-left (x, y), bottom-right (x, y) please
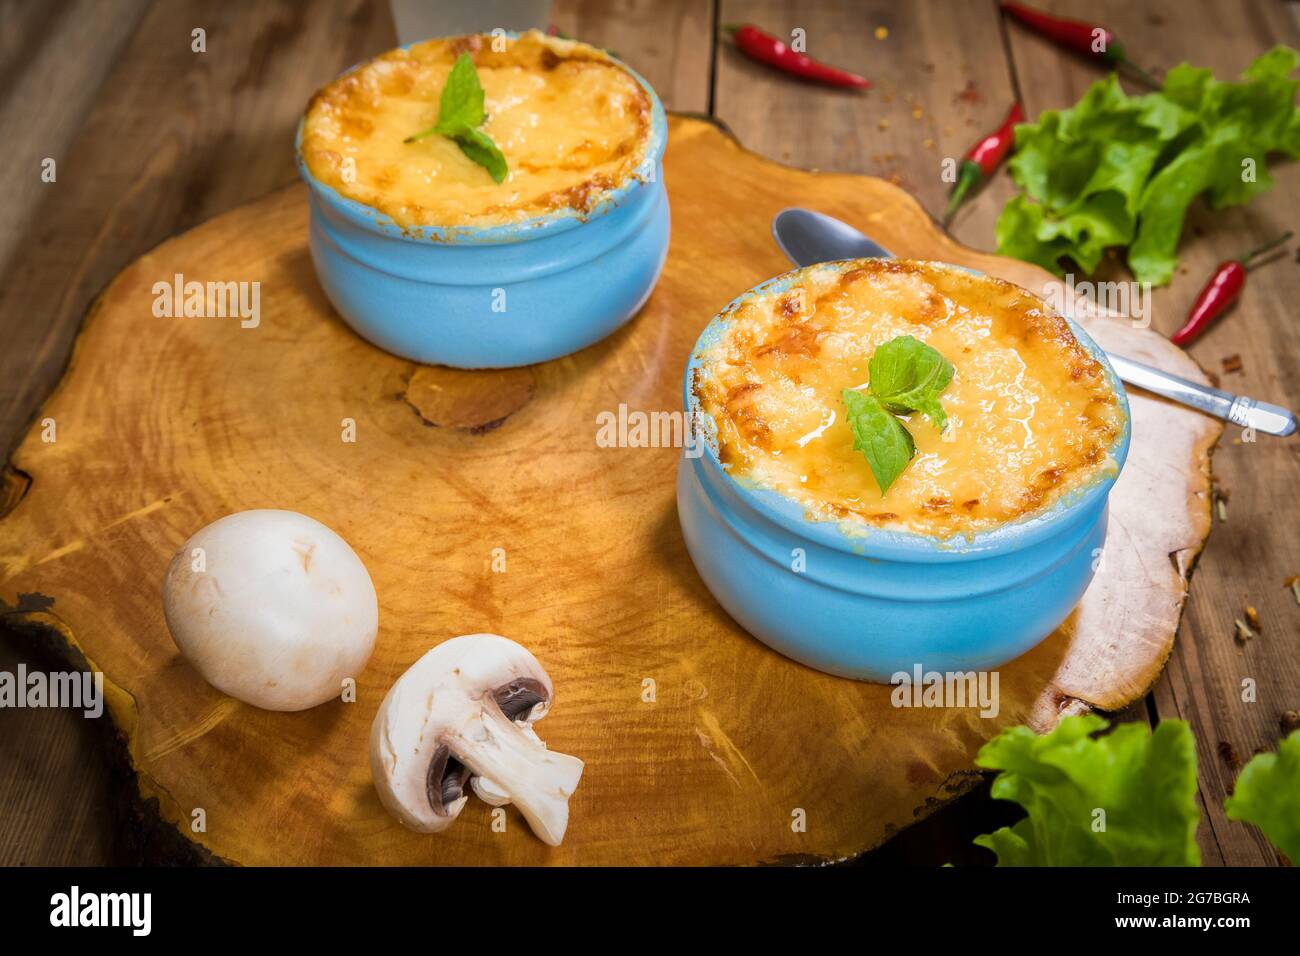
top-left (995, 196), bottom-right (1079, 274)
top-left (996, 47), bottom-right (1300, 285)
top-left (1224, 730), bottom-right (1300, 864)
top-left (973, 715), bottom-right (1201, 866)
top-left (1127, 143), bottom-right (1217, 285)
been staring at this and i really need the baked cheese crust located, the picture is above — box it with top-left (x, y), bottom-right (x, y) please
top-left (301, 31), bottom-right (652, 228)
top-left (693, 260), bottom-right (1124, 538)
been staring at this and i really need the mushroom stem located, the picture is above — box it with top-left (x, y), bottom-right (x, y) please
top-left (448, 702), bottom-right (583, 846)
top-left (471, 722), bottom-right (546, 806)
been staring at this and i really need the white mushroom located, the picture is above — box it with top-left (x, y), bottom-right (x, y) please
top-left (370, 634), bottom-right (583, 846)
top-left (471, 723), bottom-right (547, 807)
top-left (470, 775), bottom-right (514, 807)
top-left (161, 509), bottom-right (378, 711)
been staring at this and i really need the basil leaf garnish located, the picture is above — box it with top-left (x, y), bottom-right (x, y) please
top-left (405, 53), bottom-right (508, 183)
top-left (842, 389), bottom-right (916, 495)
top-left (842, 336), bottom-right (954, 495)
top-left (867, 334), bottom-right (954, 432)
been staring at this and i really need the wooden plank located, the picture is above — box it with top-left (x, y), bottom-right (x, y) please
top-left (713, 0), bottom-right (1020, 253)
top-left (0, 0), bottom-right (154, 871)
top-left (550, 0), bottom-right (715, 112)
top-left (0, 0), bottom-right (397, 455)
top-left (1004, 0), bottom-right (1300, 867)
top-left (0, 0), bottom-right (151, 288)
top-left (0, 0), bottom-right (398, 866)
top-left (0, 635), bottom-right (115, 865)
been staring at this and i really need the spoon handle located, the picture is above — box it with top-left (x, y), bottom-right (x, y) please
top-left (1103, 353), bottom-right (1296, 437)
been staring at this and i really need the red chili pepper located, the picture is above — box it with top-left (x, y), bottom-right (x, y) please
top-left (1169, 232), bottom-right (1292, 347)
top-left (944, 102), bottom-right (1024, 222)
top-left (724, 24), bottom-right (870, 89)
top-left (1001, 2), bottom-right (1160, 88)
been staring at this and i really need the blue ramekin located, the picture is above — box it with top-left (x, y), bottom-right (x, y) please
top-left (677, 260), bottom-right (1132, 681)
top-left (295, 42), bottom-right (669, 368)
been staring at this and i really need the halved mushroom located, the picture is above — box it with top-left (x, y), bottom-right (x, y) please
top-left (471, 722), bottom-right (547, 807)
top-left (369, 634), bottom-right (583, 846)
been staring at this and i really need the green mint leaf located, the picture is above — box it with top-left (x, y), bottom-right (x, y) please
top-left (1224, 730), bottom-right (1300, 863)
top-left (438, 53), bottom-right (485, 128)
top-left (972, 716), bottom-right (1201, 866)
top-left (911, 397), bottom-right (948, 433)
top-left (867, 335), bottom-right (953, 432)
top-left (841, 389), bottom-right (915, 495)
top-left (405, 54), bottom-right (485, 142)
top-left (404, 53), bottom-right (508, 183)
top-left (442, 123), bottom-right (508, 184)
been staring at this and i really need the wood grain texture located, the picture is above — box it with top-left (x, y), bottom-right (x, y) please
top-left (0, 629), bottom-right (115, 865)
top-left (1005, 0), bottom-right (1300, 869)
top-left (550, 0), bottom-right (715, 112)
top-left (714, 0), bottom-right (1021, 253)
top-left (0, 0), bottom-right (397, 452)
top-left (0, 0), bottom-right (153, 867)
top-left (0, 0), bottom-right (151, 280)
top-left (0, 117), bottom-right (1216, 865)
top-left (0, 0), bottom-right (399, 867)
top-left (2, 0), bottom-right (1294, 868)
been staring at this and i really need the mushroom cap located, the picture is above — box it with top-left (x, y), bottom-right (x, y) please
top-left (162, 509), bottom-right (378, 711)
top-left (369, 634), bottom-right (559, 834)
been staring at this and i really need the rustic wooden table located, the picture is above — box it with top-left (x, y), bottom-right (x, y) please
top-left (1, 0), bottom-right (1296, 866)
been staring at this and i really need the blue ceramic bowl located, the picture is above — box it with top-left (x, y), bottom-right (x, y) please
top-left (677, 260), bottom-right (1132, 681)
top-left (295, 46), bottom-right (669, 369)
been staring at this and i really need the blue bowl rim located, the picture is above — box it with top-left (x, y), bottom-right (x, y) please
top-left (294, 30), bottom-right (667, 247)
top-left (684, 258), bottom-right (1133, 562)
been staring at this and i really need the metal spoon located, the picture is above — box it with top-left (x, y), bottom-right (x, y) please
top-left (772, 208), bottom-right (1297, 437)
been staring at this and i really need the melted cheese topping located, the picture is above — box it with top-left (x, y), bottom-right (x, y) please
top-left (300, 31), bottom-right (653, 228)
top-left (693, 260), bottom-right (1124, 538)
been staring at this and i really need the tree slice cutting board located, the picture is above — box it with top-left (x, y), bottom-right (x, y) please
top-left (0, 116), bottom-right (1220, 865)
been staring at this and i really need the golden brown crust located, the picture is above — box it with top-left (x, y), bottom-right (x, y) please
top-left (301, 31), bottom-right (653, 228)
top-left (694, 260), bottom-right (1124, 538)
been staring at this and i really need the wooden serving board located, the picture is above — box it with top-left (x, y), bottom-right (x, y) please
top-left (0, 116), bottom-right (1220, 865)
